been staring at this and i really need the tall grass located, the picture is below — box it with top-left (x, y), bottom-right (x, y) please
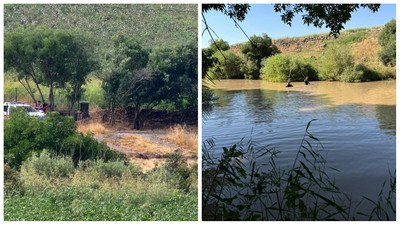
top-left (165, 124), bottom-right (198, 152)
top-left (5, 150), bottom-right (198, 221)
top-left (77, 121), bottom-right (109, 135)
top-left (202, 120), bottom-right (395, 221)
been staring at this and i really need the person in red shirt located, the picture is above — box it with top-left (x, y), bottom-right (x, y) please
top-left (35, 101), bottom-right (42, 111)
top-left (42, 102), bottom-right (48, 113)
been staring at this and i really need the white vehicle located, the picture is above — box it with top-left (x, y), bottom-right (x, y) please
top-left (4, 102), bottom-right (46, 120)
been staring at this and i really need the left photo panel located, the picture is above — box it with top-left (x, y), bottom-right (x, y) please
top-left (4, 4), bottom-right (198, 221)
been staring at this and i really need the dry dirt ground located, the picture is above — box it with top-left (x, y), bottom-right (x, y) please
top-left (77, 109), bottom-right (198, 171)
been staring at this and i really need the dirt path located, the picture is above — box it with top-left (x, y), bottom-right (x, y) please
top-left (94, 129), bottom-right (198, 171)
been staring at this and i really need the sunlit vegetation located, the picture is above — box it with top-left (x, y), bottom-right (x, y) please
top-left (165, 124), bottom-right (198, 152)
top-left (4, 4), bottom-right (198, 221)
top-left (5, 151), bottom-right (197, 221)
top-left (4, 109), bottom-right (197, 221)
top-left (203, 24), bottom-right (396, 83)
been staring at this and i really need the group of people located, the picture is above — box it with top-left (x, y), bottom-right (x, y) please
top-left (286, 76), bottom-right (310, 88)
top-left (35, 101), bottom-right (48, 113)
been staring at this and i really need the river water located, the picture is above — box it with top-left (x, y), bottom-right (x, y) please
top-left (203, 80), bottom-right (396, 220)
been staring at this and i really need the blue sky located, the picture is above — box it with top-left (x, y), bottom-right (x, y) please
top-left (202, 4), bottom-right (396, 48)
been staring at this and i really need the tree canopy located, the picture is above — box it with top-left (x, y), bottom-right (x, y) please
top-left (240, 34), bottom-right (279, 79)
top-left (4, 26), bottom-right (97, 110)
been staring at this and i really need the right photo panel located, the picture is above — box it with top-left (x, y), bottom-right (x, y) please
top-left (202, 3), bottom-right (396, 221)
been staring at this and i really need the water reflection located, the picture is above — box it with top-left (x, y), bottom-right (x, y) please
top-left (376, 105), bottom-right (396, 136)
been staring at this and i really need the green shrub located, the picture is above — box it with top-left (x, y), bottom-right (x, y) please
top-left (378, 19), bottom-right (396, 66)
top-left (260, 54), bottom-right (318, 82)
top-left (4, 109), bottom-right (126, 169)
top-left (207, 50), bottom-right (245, 79)
top-left (22, 150), bottom-right (74, 178)
top-left (4, 163), bottom-right (22, 192)
top-left (318, 45), bottom-right (354, 81)
top-left (84, 159), bottom-right (142, 178)
top-left (339, 65), bottom-right (364, 82)
top-left (243, 61), bottom-right (259, 80)
top-left (339, 64), bottom-right (382, 83)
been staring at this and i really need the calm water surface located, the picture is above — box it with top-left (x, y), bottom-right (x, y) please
top-left (203, 80), bottom-right (396, 219)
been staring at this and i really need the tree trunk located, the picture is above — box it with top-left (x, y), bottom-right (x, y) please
top-left (29, 67), bottom-right (46, 103)
top-left (132, 106), bottom-right (141, 130)
top-left (111, 103), bottom-right (116, 126)
top-left (49, 83), bottom-right (55, 111)
top-left (18, 77), bottom-right (36, 103)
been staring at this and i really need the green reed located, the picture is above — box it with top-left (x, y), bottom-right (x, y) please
top-left (202, 120), bottom-right (395, 221)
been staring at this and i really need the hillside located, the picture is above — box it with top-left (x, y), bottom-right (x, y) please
top-left (229, 27), bottom-right (394, 77)
top-left (4, 4), bottom-right (197, 48)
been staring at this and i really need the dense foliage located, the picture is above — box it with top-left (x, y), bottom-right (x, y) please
top-left (5, 26), bottom-right (98, 110)
top-left (240, 34), bottom-right (279, 79)
top-left (207, 50), bottom-right (245, 79)
top-left (4, 108), bottom-right (125, 169)
top-left (378, 19), bottom-right (396, 66)
top-left (5, 4), bottom-right (198, 111)
top-left (208, 39), bottom-right (230, 53)
top-left (318, 45), bottom-right (382, 82)
top-left (318, 45), bottom-right (354, 81)
top-left (260, 54), bottom-right (318, 82)
top-left (102, 34), bottom-right (197, 129)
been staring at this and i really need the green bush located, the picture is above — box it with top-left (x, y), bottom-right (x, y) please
top-left (260, 54), bottom-right (318, 82)
top-left (22, 150), bottom-right (74, 178)
top-left (339, 65), bottom-right (364, 82)
top-left (4, 109), bottom-right (126, 169)
top-left (83, 159), bottom-right (142, 178)
top-left (207, 50), bottom-right (245, 79)
top-left (378, 19), bottom-right (396, 66)
top-left (243, 61), bottom-right (259, 80)
top-left (318, 45), bottom-right (354, 81)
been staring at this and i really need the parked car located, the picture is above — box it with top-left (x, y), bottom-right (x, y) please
top-left (4, 102), bottom-right (46, 120)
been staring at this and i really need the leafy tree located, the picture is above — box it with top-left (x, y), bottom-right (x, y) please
top-left (207, 50), bottom-right (245, 79)
top-left (202, 4), bottom-right (380, 37)
top-left (4, 26), bottom-right (46, 104)
top-left (378, 19), bottom-right (396, 66)
top-left (64, 32), bottom-right (99, 112)
top-left (202, 48), bottom-right (218, 78)
top-left (240, 34), bottom-right (279, 79)
top-left (101, 34), bottom-right (149, 125)
top-left (118, 69), bottom-right (165, 129)
top-left (273, 4), bottom-right (380, 36)
top-left (260, 54), bottom-right (317, 82)
top-left (5, 26), bottom-right (97, 111)
top-left (209, 39), bottom-right (230, 53)
top-left (148, 43), bottom-right (198, 110)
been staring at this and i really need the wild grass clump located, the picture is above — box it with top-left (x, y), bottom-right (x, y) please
top-left (202, 120), bottom-right (395, 221)
top-left (165, 124), bottom-right (198, 151)
top-left (77, 121), bottom-right (109, 135)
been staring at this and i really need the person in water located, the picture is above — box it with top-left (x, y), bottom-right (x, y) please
top-left (286, 81), bottom-right (293, 87)
top-left (304, 76), bottom-right (310, 85)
